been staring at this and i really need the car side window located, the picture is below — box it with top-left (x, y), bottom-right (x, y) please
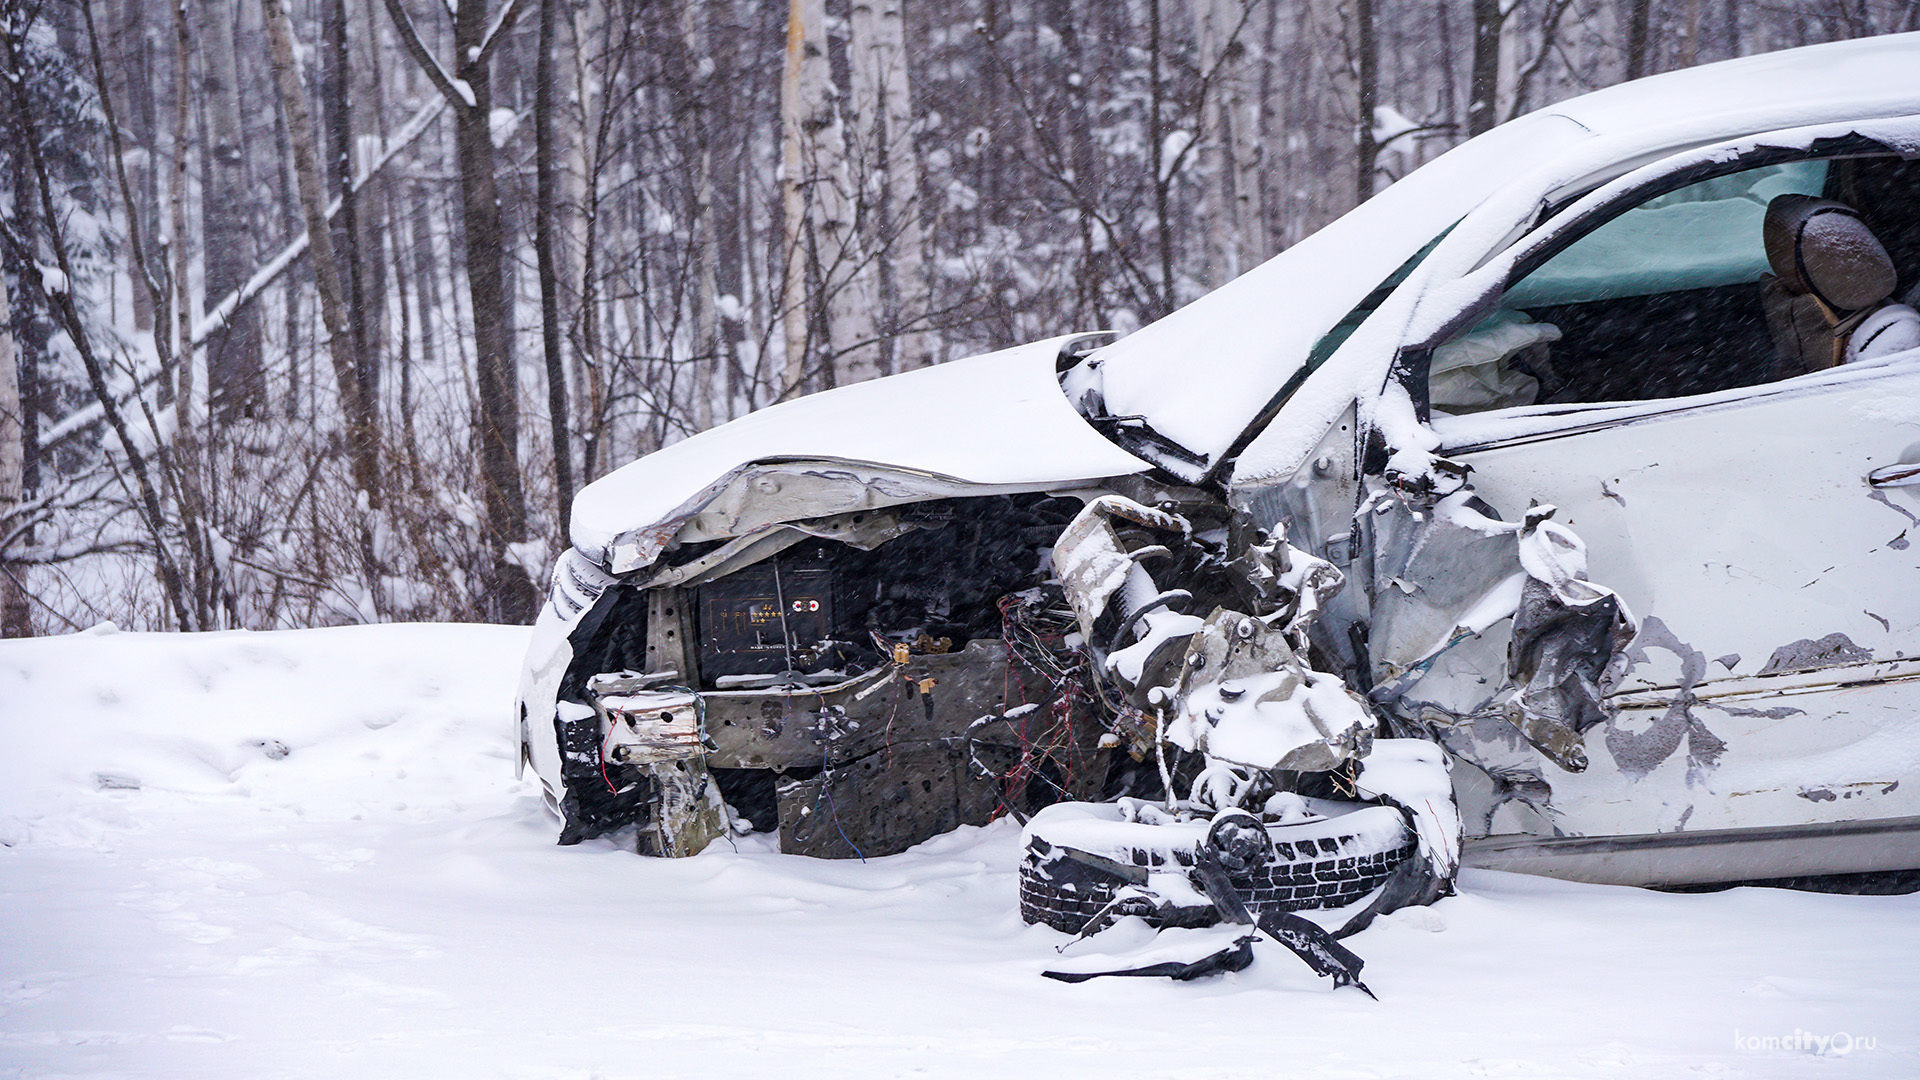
top-left (1426, 154), bottom-right (1920, 414)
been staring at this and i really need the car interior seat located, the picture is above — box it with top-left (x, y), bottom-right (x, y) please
top-left (1760, 194), bottom-right (1899, 376)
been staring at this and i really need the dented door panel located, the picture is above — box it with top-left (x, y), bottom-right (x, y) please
top-left (1437, 357), bottom-right (1920, 837)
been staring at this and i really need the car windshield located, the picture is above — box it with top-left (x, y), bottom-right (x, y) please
top-left (1077, 112), bottom-right (1594, 478)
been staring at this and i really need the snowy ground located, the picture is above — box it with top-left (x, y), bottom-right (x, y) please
top-left (2, 625), bottom-right (1915, 1079)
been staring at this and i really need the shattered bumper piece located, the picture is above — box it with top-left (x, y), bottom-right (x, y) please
top-left (597, 688), bottom-right (703, 765)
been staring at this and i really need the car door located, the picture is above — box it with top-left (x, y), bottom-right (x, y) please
top-left (1442, 366), bottom-right (1920, 839)
top-left (1421, 147), bottom-right (1920, 842)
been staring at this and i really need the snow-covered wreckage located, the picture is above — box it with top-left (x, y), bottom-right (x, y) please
top-left (518, 33), bottom-right (1920, 943)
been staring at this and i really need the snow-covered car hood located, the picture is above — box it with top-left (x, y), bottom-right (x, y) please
top-left (571, 335), bottom-right (1151, 574)
top-left (1083, 31), bottom-right (1920, 479)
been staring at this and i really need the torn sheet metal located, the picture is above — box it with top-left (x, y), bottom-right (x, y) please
top-left (641, 508), bottom-right (931, 591)
top-left (1052, 494), bottom-right (1191, 646)
top-left (1363, 483), bottom-right (1526, 702)
top-left (605, 461), bottom-right (1012, 575)
top-left (579, 672), bottom-right (728, 857)
top-left (1360, 471), bottom-right (1637, 775)
top-left (594, 685), bottom-right (704, 766)
top-left (1226, 520), bottom-right (1347, 645)
top-left (1503, 511), bottom-right (1637, 772)
top-left (636, 757), bottom-right (730, 858)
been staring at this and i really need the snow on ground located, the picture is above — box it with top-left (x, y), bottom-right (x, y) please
top-left (2, 625), bottom-right (1915, 1078)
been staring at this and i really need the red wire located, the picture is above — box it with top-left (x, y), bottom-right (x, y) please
top-left (599, 725), bottom-right (619, 794)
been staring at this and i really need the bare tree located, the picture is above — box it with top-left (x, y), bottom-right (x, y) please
top-left (1196, 0), bottom-right (1267, 281)
top-left (324, 0), bottom-right (376, 411)
top-left (535, 0), bottom-right (574, 523)
top-left (847, 0), bottom-right (926, 372)
top-left (1469, 0), bottom-right (1507, 135)
top-left (3, 21), bottom-right (193, 629)
top-left (0, 268), bottom-right (26, 636)
top-left (1627, 0), bottom-right (1656, 78)
top-left (263, 0), bottom-right (384, 505)
top-left (200, 0), bottom-right (266, 417)
top-left (778, 0), bottom-right (819, 398)
top-left (380, 0), bottom-right (537, 622)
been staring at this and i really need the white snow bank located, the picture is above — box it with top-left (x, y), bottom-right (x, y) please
top-left (0, 623), bottom-right (530, 842)
top-left (3, 625), bottom-right (1918, 1077)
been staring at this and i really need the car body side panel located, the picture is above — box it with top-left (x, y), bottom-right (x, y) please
top-left (1443, 355), bottom-right (1920, 838)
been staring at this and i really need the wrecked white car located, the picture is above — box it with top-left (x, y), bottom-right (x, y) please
top-left (517, 33), bottom-right (1920, 943)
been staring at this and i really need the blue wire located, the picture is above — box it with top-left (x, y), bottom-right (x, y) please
top-left (817, 749), bottom-right (866, 863)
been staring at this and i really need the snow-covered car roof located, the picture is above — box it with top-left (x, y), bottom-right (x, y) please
top-left (570, 336), bottom-right (1152, 569)
top-left (1088, 32), bottom-right (1920, 477)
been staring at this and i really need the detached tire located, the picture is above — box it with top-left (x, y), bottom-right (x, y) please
top-left (1018, 801), bottom-right (1418, 934)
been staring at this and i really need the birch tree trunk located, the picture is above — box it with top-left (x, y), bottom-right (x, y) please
top-left (171, 0), bottom-right (217, 627)
top-left (1197, 0), bottom-right (1266, 279)
top-left (566, 0), bottom-right (608, 476)
top-left (536, 0), bottom-right (575, 522)
top-left (847, 0), bottom-right (924, 372)
top-left (778, 0), bottom-right (879, 390)
top-left (115, 0), bottom-right (157, 337)
top-left (672, 0), bottom-right (719, 428)
top-left (778, 0), bottom-right (816, 397)
top-left (169, 0), bottom-right (194, 429)
top-left (816, 116), bottom-right (879, 386)
top-left (1039, 0), bottom-right (1103, 326)
top-left (1495, 0), bottom-right (1523, 124)
top-left (0, 270), bottom-right (26, 637)
top-left (355, 0), bottom-right (391, 397)
top-left (1147, 0), bottom-right (1176, 317)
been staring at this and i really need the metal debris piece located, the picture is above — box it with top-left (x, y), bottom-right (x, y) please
top-left (1042, 935), bottom-right (1259, 983)
top-left (597, 688), bottom-right (703, 765)
top-left (1052, 494), bottom-right (1190, 645)
top-left (1254, 911), bottom-right (1376, 998)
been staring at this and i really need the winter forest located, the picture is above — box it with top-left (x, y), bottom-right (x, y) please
top-left (0, 0), bottom-right (1913, 635)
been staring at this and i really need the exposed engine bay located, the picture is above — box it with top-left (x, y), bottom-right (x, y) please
top-left (552, 493), bottom-right (1119, 857)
